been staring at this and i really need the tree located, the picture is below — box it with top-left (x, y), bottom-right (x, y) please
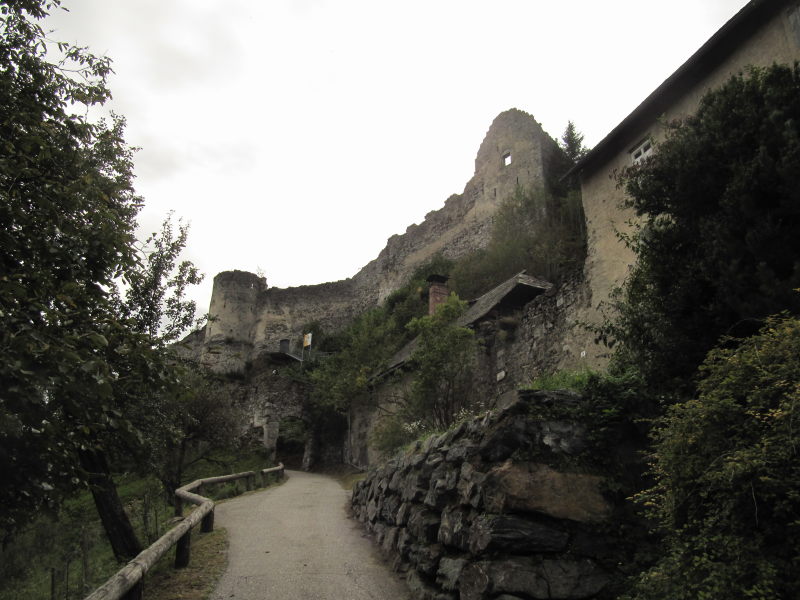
top-left (0, 0), bottom-right (142, 546)
top-left (121, 213), bottom-right (204, 343)
top-left (405, 293), bottom-right (477, 430)
top-left (559, 120), bottom-right (589, 163)
top-left (0, 1), bottom-right (208, 562)
top-left (136, 366), bottom-right (240, 515)
top-left (633, 314), bottom-right (800, 598)
top-left (110, 214), bottom-right (218, 513)
top-left (449, 186), bottom-right (585, 299)
top-left (605, 64), bottom-right (800, 390)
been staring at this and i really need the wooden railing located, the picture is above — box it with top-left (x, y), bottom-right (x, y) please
top-left (84, 463), bottom-right (285, 600)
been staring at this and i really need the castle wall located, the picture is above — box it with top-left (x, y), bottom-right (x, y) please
top-left (252, 279), bottom-right (362, 354)
top-left (347, 272), bottom-right (594, 469)
top-left (353, 109), bottom-right (561, 304)
top-left (200, 109), bottom-right (564, 372)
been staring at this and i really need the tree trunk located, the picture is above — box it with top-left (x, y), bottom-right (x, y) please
top-left (79, 449), bottom-right (143, 562)
top-left (81, 528), bottom-right (91, 593)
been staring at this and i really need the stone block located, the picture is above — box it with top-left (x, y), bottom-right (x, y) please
top-left (436, 557), bottom-right (469, 591)
top-left (445, 441), bottom-right (479, 464)
top-left (540, 420), bottom-right (587, 455)
top-left (407, 505), bottom-right (441, 543)
top-left (366, 498), bottom-right (379, 522)
top-left (438, 506), bottom-right (473, 551)
top-left (460, 557), bottom-right (608, 600)
top-left (380, 494), bottom-right (401, 525)
top-left (396, 527), bottom-right (413, 558)
top-left (540, 559), bottom-right (609, 599)
top-left (388, 469), bottom-right (405, 491)
top-left (457, 462), bottom-right (486, 508)
top-left (483, 461), bottom-right (611, 523)
top-left (381, 526), bottom-right (399, 555)
top-left (468, 514), bottom-right (569, 554)
top-left (406, 570), bottom-right (456, 600)
top-left (395, 501), bottom-right (412, 526)
top-left (408, 542), bottom-right (444, 576)
top-left (401, 472), bottom-right (428, 502)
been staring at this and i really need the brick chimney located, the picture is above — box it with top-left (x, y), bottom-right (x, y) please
top-left (427, 274), bottom-right (450, 315)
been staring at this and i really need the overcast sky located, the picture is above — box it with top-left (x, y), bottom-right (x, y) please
top-left (45, 0), bottom-right (749, 313)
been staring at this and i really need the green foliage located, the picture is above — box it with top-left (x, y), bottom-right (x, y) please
top-left (591, 65), bottom-right (800, 596)
top-left (0, 0), bottom-right (144, 536)
top-left (121, 213), bottom-right (205, 344)
top-left (405, 294), bottom-right (478, 430)
top-left (0, 447), bottom-right (272, 599)
top-left (560, 120), bottom-right (589, 163)
top-left (527, 368), bottom-right (596, 392)
top-left (368, 294), bottom-right (479, 455)
top-left (369, 417), bottom-right (420, 455)
top-left (0, 0), bottom-right (214, 563)
top-left (449, 186), bottom-right (585, 299)
top-left (604, 64), bottom-right (800, 391)
top-left (308, 257), bottom-right (451, 412)
top-left (631, 314), bottom-right (800, 599)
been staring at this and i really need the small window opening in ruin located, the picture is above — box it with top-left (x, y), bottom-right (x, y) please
top-left (630, 137), bottom-right (653, 164)
top-left (503, 152), bottom-right (512, 167)
top-left (493, 188), bottom-right (497, 198)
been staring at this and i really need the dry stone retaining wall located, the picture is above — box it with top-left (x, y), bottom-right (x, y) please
top-left (351, 390), bottom-right (627, 600)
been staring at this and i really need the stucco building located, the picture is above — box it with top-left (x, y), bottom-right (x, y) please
top-left (571, 0), bottom-right (800, 367)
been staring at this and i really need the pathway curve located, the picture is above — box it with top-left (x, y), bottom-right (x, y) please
top-left (210, 469), bottom-right (409, 600)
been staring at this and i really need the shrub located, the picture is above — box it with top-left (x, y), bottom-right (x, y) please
top-left (632, 314), bottom-right (800, 599)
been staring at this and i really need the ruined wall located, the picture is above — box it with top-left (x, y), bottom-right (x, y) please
top-left (351, 390), bottom-right (632, 600)
top-left (476, 272), bottom-right (598, 398)
top-left (252, 279), bottom-right (362, 354)
top-left (346, 272), bottom-right (598, 469)
top-left (237, 355), bottom-right (308, 460)
top-left (354, 109), bottom-right (562, 303)
top-left (195, 109), bottom-right (564, 373)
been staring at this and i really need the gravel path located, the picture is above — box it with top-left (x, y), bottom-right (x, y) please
top-left (210, 470), bottom-right (409, 600)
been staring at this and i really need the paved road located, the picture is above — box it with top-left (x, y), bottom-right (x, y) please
top-left (210, 470), bottom-right (410, 600)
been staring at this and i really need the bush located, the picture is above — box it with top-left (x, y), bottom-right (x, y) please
top-left (527, 368), bottom-right (596, 392)
top-left (450, 186), bottom-right (585, 299)
top-left (632, 314), bottom-right (800, 599)
top-left (369, 417), bottom-right (420, 455)
top-left (605, 64), bottom-right (800, 391)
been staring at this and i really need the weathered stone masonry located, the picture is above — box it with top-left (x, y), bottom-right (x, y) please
top-left (351, 391), bottom-right (631, 600)
top-left (194, 109), bottom-right (565, 375)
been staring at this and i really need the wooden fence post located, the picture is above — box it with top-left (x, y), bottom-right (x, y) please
top-left (201, 508), bottom-right (215, 533)
top-left (175, 530), bottom-right (191, 568)
top-left (123, 580), bottom-right (143, 600)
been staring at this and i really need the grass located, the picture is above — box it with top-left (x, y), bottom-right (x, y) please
top-left (0, 448), bottom-right (276, 600)
top-left (337, 471), bottom-right (366, 491)
top-left (144, 527), bottom-right (229, 600)
top-left (526, 368), bottom-right (596, 392)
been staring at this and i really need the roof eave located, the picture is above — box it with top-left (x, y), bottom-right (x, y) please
top-left (570, 0), bottom-right (785, 179)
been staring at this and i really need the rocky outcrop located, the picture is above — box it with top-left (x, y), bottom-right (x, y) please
top-left (351, 391), bottom-right (626, 600)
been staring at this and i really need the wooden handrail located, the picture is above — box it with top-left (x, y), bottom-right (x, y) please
top-left (83, 463), bottom-right (285, 600)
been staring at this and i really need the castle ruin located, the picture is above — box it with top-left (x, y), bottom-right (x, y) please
top-left (193, 108), bottom-right (565, 373)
